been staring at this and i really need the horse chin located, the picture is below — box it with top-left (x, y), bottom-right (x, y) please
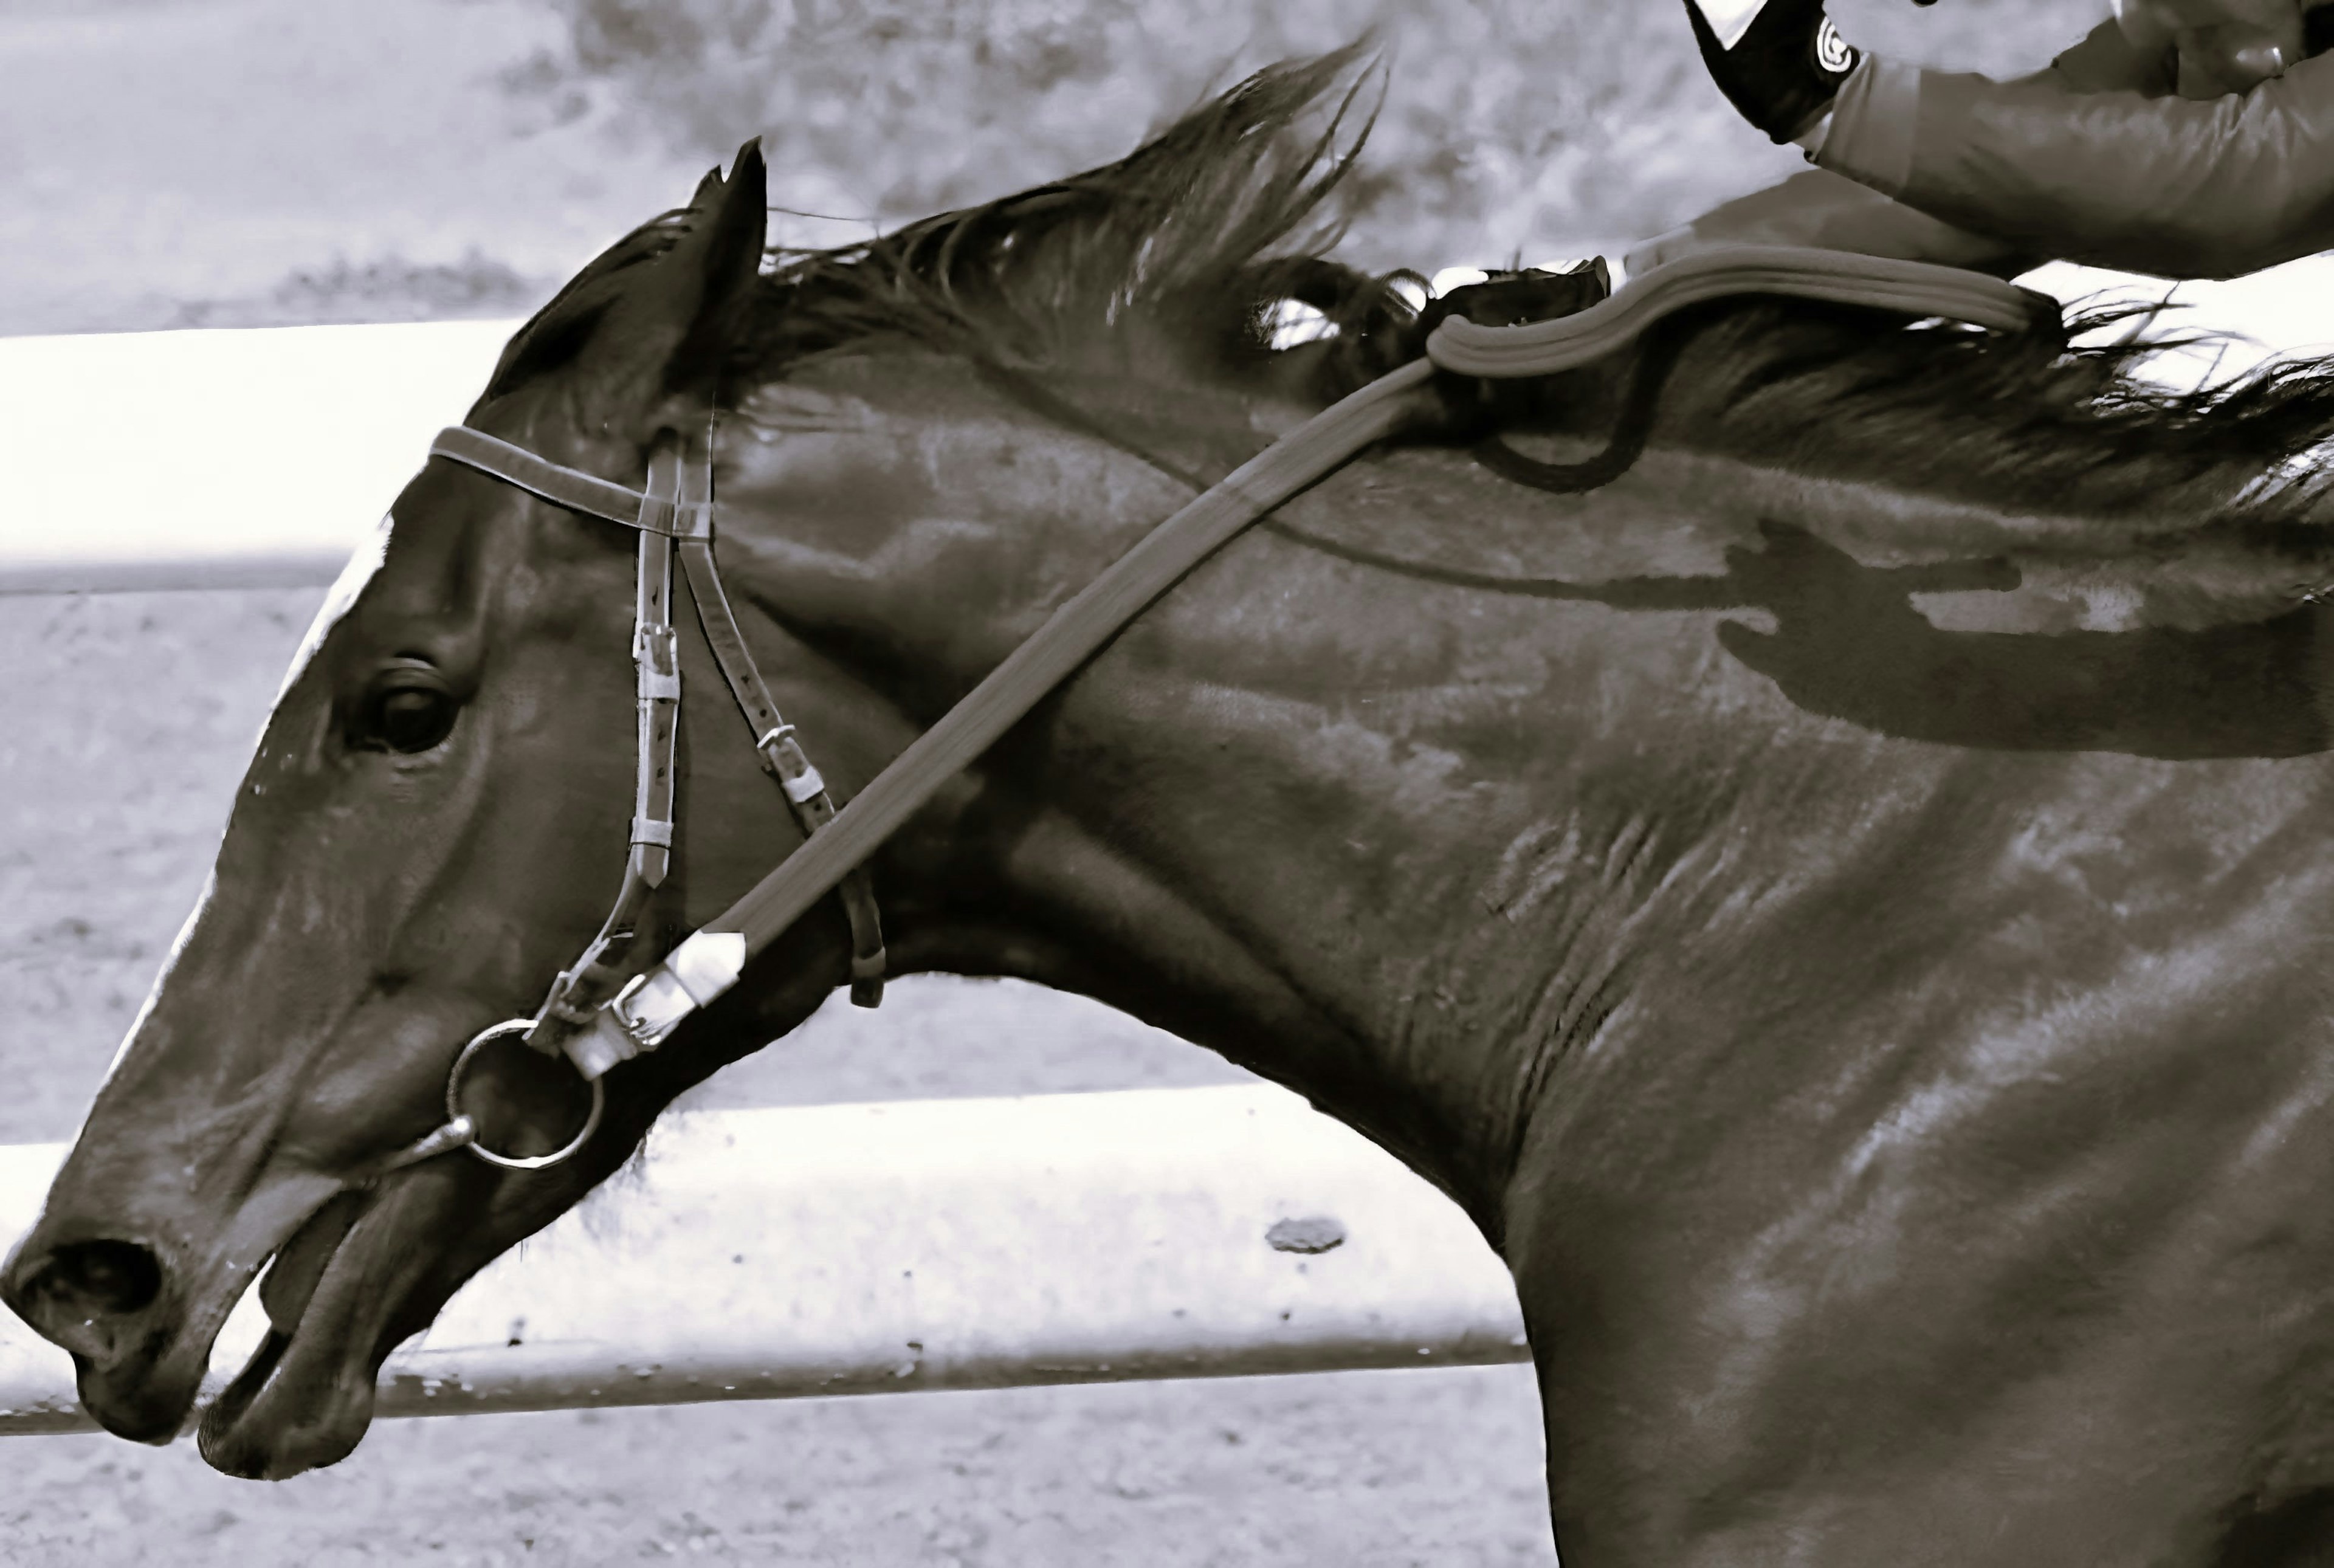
top-left (195, 1188), bottom-right (399, 1480)
top-left (194, 1323), bottom-right (376, 1479)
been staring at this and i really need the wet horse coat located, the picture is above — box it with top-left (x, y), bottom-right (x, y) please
top-left (14, 57), bottom-right (2334, 1567)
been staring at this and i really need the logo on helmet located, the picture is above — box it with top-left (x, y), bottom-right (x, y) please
top-left (1814, 18), bottom-right (1857, 74)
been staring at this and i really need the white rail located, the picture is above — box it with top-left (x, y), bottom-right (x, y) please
top-left (0, 319), bottom-right (516, 593)
top-left (0, 1087), bottom-right (1528, 1437)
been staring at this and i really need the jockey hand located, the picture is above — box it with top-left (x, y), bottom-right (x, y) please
top-left (2114, 0), bottom-right (2306, 95)
top-left (1684, 0), bottom-right (1865, 144)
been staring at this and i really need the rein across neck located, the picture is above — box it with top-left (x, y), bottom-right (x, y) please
top-left (416, 247), bottom-right (2053, 1103)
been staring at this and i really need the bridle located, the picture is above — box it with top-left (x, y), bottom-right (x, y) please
top-left (374, 414), bottom-right (886, 1172)
top-left (365, 246), bottom-right (2051, 1175)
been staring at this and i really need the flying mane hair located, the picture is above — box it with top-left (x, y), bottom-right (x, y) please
top-left (484, 48), bottom-right (2334, 593)
top-left (743, 45), bottom-right (1422, 396)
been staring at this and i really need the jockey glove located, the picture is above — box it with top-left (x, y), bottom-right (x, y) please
top-left (1685, 0), bottom-right (1864, 143)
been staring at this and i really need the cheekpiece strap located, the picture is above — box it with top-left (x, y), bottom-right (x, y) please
top-left (523, 432), bottom-right (689, 1048)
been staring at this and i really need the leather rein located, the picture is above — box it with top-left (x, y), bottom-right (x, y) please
top-left (373, 246), bottom-right (2053, 1175)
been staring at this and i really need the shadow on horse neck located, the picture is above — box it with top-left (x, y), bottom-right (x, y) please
top-left (16, 45), bottom-right (2334, 1567)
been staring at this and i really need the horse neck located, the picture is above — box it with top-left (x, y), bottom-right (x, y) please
top-left (709, 351), bottom-right (2334, 1239)
top-left (706, 355), bottom-right (1777, 1224)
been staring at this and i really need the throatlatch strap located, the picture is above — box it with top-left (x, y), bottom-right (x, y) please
top-left (671, 421), bottom-right (887, 1008)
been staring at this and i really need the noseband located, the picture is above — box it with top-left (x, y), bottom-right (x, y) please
top-left (367, 246), bottom-right (2051, 1176)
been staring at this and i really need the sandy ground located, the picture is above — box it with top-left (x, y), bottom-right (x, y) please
top-left (0, 586), bottom-right (1558, 1562)
top-left (4, 1370), bottom-right (1555, 1567)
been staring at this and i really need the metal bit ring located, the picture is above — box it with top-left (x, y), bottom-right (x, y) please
top-left (444, 1018), bottom-right (605, 1172)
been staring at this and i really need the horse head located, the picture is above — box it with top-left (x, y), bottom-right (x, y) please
top-left (24, 50), bottom-right (2334, 1561)
top-left (0, 144), bottom-right (904, 1477)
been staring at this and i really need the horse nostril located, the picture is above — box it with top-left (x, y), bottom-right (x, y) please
top-left (41, 1239), bottom-right (165, 1317)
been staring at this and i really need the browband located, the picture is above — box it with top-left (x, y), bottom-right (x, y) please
top-left (430, 427), bottom-right (714, 539)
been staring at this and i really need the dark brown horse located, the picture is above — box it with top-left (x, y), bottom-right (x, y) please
top-left (15, 53), bottom-right (2334, 1564)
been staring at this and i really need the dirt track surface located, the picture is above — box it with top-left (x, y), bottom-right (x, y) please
top-left (0, 588), bottom-right (1557, 1564)
top-left (8, 1372), bottom-right (1555, 1567)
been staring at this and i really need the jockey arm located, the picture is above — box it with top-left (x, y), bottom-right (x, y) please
top-left (1819, 22), bottom-right (2334, 277)
top-left (1668, 0), bottom-right (2334, 281)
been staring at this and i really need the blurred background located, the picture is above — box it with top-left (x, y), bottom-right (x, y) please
top-left (3, 0), bottom-right (2105, 337)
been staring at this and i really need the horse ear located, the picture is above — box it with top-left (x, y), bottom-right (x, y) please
top-left (668, 141), bottom-right (767, 393)
top-left (618, 139), bottom-right (769, 410)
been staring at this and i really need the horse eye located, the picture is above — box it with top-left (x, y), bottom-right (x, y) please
top-left (354, 672), bottom-right (460, 754)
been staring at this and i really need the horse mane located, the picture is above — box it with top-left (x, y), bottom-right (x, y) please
top-left (489, 47), bottom-right (2334, 588)
top-left (734, 46), bottom-right (1426, 400)
top-left (730, 49), bottom-right (2334, 545)
top-left (1627, 300), bottom-right (2334, 539)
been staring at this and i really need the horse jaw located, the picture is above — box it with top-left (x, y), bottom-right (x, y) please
top-left (195, 1168), bottom-right (463, 1479)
